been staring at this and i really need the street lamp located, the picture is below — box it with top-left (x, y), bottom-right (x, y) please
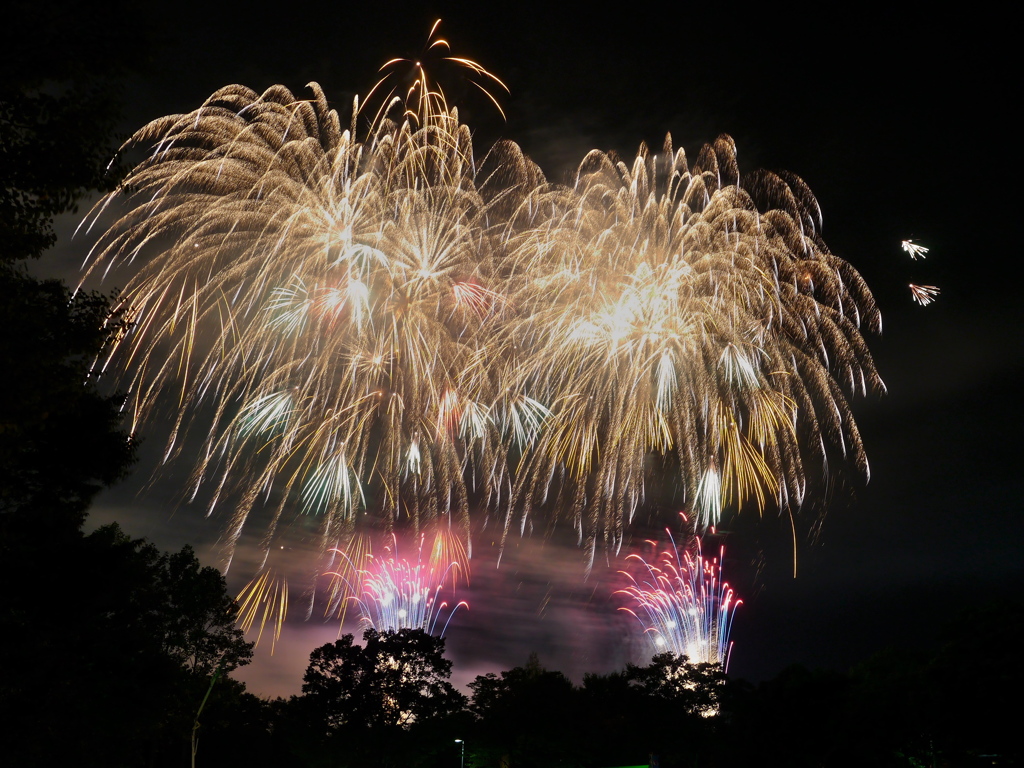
top-left (454, 738), bottom-right (464, 768)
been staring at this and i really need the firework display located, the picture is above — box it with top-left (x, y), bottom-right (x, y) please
top-left (82, 42), bottom-right (883, 612)
top-left (84, 81), bottom-right (508, 563)
top-left (617, 535), bottom-right (740, 669)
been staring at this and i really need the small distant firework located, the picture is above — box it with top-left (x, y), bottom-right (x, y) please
top-left (346, 533), bottom-right (468, 636)
top-left (901, 240), bottom-right (937, 305)
top-left (910, 283), bottom-right (940, 306)
top-left (902, 239), bottom-right (929, 259)
top-left (617, 534), bottom-right (740, 670)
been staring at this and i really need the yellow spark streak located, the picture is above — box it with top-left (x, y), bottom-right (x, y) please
top-left (236, 569), bottom-right (288, 653)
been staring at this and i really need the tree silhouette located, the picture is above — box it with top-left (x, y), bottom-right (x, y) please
top-left (0, 270), bottom-right (135, 527)
top-left (1, 1), bottom-right (140, 531)
top-left (302, 628), bottom-right (465, 731)
top-left (0, 7), bottom-right (264, 767)
top-left (625, 652), bottom-right (726, 715)
top-left (1, 1), bottom-right (145, 263)
top-left (291, 628), bottom-right (466, 767)
top-left (0, 524), bottom-right (255, 767)
top-left (468, 652), bottom-right (583, 768)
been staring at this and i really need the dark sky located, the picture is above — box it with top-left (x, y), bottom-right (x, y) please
top-left (35, 2), bottom-right (1023, 697)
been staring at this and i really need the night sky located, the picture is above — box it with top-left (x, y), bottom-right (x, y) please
top-left (36, 3), bottom-right (1022, 698)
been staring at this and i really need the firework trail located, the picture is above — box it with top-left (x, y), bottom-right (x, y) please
top-left (82, 33), bottom-right (883, 597)
top-left (617, 533), bottom-right (740, 669)
top-left (235, 568), bottom-right (288, 653)
top-left (365, 18), bottom-right (509, 127)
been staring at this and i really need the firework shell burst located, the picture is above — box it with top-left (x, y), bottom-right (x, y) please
top-left (84, 82), bottom-right (520, 560)
top-left (501, 136), bottom-right (882, 557)
top-left (82, 46), bottom-right (883, 612)
top-left (910, 283), bottom-right (940, 306)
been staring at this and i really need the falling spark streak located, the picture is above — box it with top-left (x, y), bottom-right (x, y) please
top-left (617, 534), bottom-right (741, 670)
top-left (910, 283), bottom-right (940, 306)
top-left (84, 33), bottom-right (883, 597)
top-left (901, 239), bottom-right (929, 259)
top-left (236, 569), bottom-right (288, 653)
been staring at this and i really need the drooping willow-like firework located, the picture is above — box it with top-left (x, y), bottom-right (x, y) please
top-left (501, 135), bottom-right (882, 557)
top-left (84, 82), bottom-right (536, 570)
top-left (83, 69), bottom-right (882, 582)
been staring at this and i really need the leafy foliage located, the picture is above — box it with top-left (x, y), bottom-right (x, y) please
top-left (469, 652), bottom-right (583, 767)
top-left (287, 628), bottom-right (467, 767)
top-left (624, 651), bottom-right (727, 715)
top-left (0, 2), bottom-right (140, 525)
top-left (0, 84), bottom-right (124, 261)
top-left (466, 652), bottom-right (729, 768)
top-left (302, 628), bottom-right (465, 731)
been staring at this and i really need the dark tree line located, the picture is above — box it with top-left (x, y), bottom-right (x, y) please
top-left (269, 628), bottom-right (472, 768)
top-left (275, 619), bottom-right (1020, 768)
top-left (1, 6), bottom-right (262, 766)
top-left (262, 633), bottom-right (729, 768)
top-left (0, 524), bottom-right (260, 766)
top-left (464, 650), bottom-right (728, 768)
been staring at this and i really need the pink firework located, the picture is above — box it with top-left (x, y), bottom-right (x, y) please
top-left (349, 532), bottom-right (468, 636)
top-left (617, 533), bottom-right (741, 670)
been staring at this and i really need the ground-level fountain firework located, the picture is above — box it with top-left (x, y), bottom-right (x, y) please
top-left (327, 530), bottom-right (467, 636)
top-left (618, 533), bottom-right (741, 670)
top-left (81, 29), bottom-right (883, 650)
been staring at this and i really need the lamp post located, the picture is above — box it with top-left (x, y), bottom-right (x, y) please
top-left (454, 738), bottom-right (464, 768)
